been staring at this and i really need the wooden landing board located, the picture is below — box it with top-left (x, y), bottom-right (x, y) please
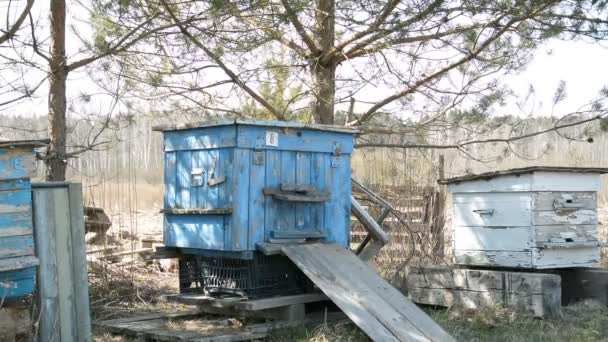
top-left (404, 266), bottom-right (561, 318)
top-left (281, 243), bottom-right (454, 342)
top-left (95, 310), bottom-right (348, 342)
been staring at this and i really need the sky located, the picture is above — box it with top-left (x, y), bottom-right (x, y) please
top-left (2, 1), bottom-right (608, 121)
top-left (501, 39), bottom-right (608, 116)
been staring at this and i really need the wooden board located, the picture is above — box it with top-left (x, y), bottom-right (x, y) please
top-left (32, 183), bottom-right (92, 342)
top-left (534, 224), bottom-right (598, 243)
top-left (256, 242), bottom-right (299, 255)
top-left (532, 209), bottom-right (597, 226)
top-left (404, 266), bottom-right (561, 318)
top-left (0, 256), bottom-right (38, 272)
top-left (453, 250), bottom-right (532, 268)
top-left (234, 293), bottom-right (328, 311)
top-left (533, 192), bottom-right (596, 210)
top-left (95, 309), bottom-right (349, 342)
top-left (453, 193), bottom-right (531, 227)
top-left (164, 294), bottom-right (244, 308)
top-left (453, 226), bottom-right (531, 251)
top-left (282, 243), bottom-right (454, 342)
top-left (0, 148), bottom-right (36, 179)
top-left (96, 310), bottom-right (201, 326)
top-left (447, 172), bottom-right (601, 193)
top-left (531, 247), bottom-right (600, 268)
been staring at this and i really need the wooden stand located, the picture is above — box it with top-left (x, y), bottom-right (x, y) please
top-left (402, 266), bottom-right (562, 318)
top-left (402, 265), bottom-right (608, 319)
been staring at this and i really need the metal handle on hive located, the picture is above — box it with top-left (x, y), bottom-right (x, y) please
top-left (472, 209), bottom-right (494, 215)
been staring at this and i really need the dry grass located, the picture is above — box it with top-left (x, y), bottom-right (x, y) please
top-left (88, 256), bottom-right (608, 342)
top-left (81, 179), bottom-right (163, 215)
top-left (430, 302), bottom-right (608, 341)
top-left (267, 321), bottom-right (368, 342)
top-left (88, 263), bottom-right (180, 322)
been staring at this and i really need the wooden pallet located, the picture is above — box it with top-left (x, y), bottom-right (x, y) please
top-left (164, 292), bottom-right (330, 322)
top-left (95, 309), bottom-right (348, 341)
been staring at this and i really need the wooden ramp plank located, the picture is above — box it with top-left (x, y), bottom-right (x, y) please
top-left (282, 243), bottom-right (454, 342)
top-left (318, 245), bottom-right (456, 341)
top-left (298, 245), bottom-right (427, 341)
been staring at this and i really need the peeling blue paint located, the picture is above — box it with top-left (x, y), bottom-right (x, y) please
top-left (160, 120), bottom-right (355, 253)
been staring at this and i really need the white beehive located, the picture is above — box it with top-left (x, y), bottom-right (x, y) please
top-left (443, 167), bottom-right (607, 269)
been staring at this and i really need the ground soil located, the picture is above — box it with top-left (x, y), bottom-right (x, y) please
top-left (89, 206), bottom-right (608, 341)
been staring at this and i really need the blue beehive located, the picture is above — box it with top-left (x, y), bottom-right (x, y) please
top-left (0, 140), bottom-right (46, 298)
top-left (155, 119), bottom-right (358, 258)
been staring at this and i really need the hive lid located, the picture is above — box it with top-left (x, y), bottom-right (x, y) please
top-left (152, 119), bottom-right (360, 134)
top-left (0, 139), bottom-right (50, 149)
top-left (439, 166), bottom-right (608, 185)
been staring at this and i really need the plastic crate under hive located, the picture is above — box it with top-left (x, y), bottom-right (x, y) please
top-left (178, 253), bottom-right (313, 299)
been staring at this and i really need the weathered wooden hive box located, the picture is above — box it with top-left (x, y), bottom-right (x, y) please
top-left (0, 140), bottom-right (46, 298)
top-left (443, 167), bottom-right (607, 269)
top-left (154, 119), bottom-right (358, 256)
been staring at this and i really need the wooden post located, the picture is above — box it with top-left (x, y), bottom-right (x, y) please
top-left (68, 183), bottom-right (92, 341)
top-left (33, 188), bottom-right (61, 342)
top-left (33, 183), bottom-right (91, 342)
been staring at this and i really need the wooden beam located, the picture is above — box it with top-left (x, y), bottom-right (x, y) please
top-left (403, 266), bottom-right (561, 318)
top-left (161, 208), bottom-right (232, 215)
top-left (0, 256), bottom-right (38, 272)
top-left (234, 293), bottom-right (328, 311)
top-left (256, 243), bottom-right (284, 255)
top-left (163, 294), bottom-right (244, 308)
top-left (350, 196), bottom-right (389, 244)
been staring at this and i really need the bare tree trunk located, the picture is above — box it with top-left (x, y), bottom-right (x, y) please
top-left (46, 0), bottom-right (68, 181)
top-left (312, 63), bottom-right (335, 124)
top-left (312, 0), bottom-right (335, 125)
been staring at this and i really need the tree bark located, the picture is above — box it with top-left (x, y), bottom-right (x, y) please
top-left (312, 0), bottom-right (335, 125)
top-left (47, 0), bottom-right (68, 181)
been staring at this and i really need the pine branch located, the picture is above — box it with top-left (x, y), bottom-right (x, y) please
top-left (160, 0), bottom-right (285, 120)
top-left (280, 0), bottom-right (320, 54)
top-left (355, 113), bottom-right (606, 150)
top-left (348, 15), bottom-right (517, 126)
top-left (0, 0), bottom-right (34, 45)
